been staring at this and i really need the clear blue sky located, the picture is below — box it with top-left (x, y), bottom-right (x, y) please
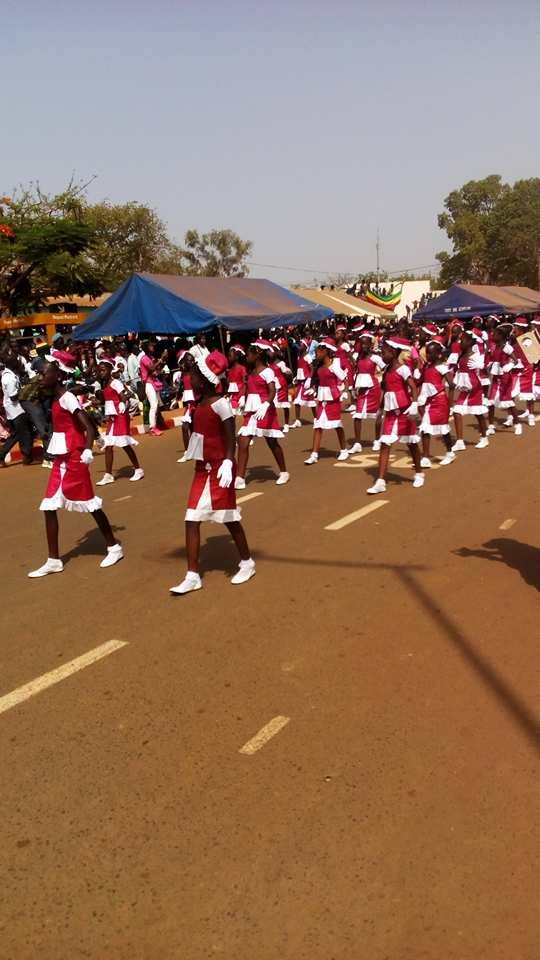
top-left (4, 0), bottom-right (539, 284)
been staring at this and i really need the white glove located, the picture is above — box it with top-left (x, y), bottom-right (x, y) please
top-left (80, 448), bottom-right (94, 464)
top-left (217, 458), bottom-right (233, 488)
top-left (405, 402), bottom-right (418, 417)
top-left (238, 395), bottom-right (246, 410)
top-left (118, 401), bottom-right (127, 414)
top-left (254, 402), bottom-right (269, 421)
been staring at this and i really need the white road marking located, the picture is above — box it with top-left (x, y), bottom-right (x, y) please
top-left (499, 518), bottom-right (516, 530)
top-left (0, 640), bottom-right (128, 717)
top-left (325, 500), bottom-right (388, 531)
top-left (239, 715), bottom-right (290, 755)
top-left (113, 495), bottom-right (132, 502)
top-left (236, 492), bottom-right (264, 505)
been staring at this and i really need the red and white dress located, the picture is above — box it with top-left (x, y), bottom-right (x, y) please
top-left (418, 363), bottom-right (451, 435)
top-left (184, 398), bottom-right (240, 524)
top-left (486, 344), bottom-right (518, 409)
top-left (514, 341), bottom-right (535, 401)
top-left (40, 391), bottom-right (102, 513)
top-left (313, 360), bottom-right (347, 429)
top-left (238, 367), bottom-right (283, 438)
top-left (380, 364), bottom-right (420, 445)
top-left (353, 354), bottom-right (384, 420)
top-left (534, 363), bottom-right (540, 400)
top-left (452, 351), bottom-right (488, 415)
top-left (227, 363), bottom-right (247, 412)
top-left (179, 371), bottom-right (197, 424)
top-left (271, 361), bottom-right (291, 409)
top-left (293, 356), bottom-right (316, 408)
top-left (336, 345), bottom-right (354, 396)
top-left (101, 379), bottom-right (138, 448)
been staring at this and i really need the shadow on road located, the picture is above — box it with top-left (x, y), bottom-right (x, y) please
top-left (455, 538), bottom-right (540, 591)
top-left (62, 525), bottom-right (126, 562)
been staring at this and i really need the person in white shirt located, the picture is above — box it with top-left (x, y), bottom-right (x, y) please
top-left (0, 352), bottom-right (34, 466)
top-left (188, 333), bottom-right (210, 363)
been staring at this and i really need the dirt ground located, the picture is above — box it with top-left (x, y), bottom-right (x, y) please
top-left (0, 415), bottom-right (538, 960)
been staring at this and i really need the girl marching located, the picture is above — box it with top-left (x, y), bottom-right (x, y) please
top-left (28, 361), bottom-right (123, 578)
top-left (367, 336), bottom-right (425, 495)
top-left (235, 340), bottom-right (289, 489)
top-left (451, 330), bottom-right (489, 451)
top-left (485, 325), bottom-right (521, 437)
top-left (96, 360), bottom-right (144, 485)
top-left (170, 351), bottom-right (255, 595)
top-left (304, 338), bottom-right (349, 465)
top-left (291, 338), bottom-right (315, 427)
top-left (226, 345), bottom-right (247, 414)
top-left (417, 337), bottom-right (455, 467)
top-left (176, 351), bottom-right (197, 463)
top-left (348, 333), bottom-right (384, 455)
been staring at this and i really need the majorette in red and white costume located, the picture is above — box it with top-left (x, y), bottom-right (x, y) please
top-left (40, 392), bottom-right (102, 513)
top-left (379, 337), bottom-right (420, 445)
top-left (227, 345), bottom-right (247, 412)
top-left (271, 357), bottom-right (292, 409)
top-left (512, 319), bottom-right (536, 404)
top-left (175, 351), bottom-right (197, 425)
top-left (238, 340), bottom-right (283, 439)
top-left (452, 347), bottom-right (488, 416)
top-left (293, 340), bottom-right (316, 410)
top-left (447, 320), bottom-right (464, 368)
top-left (486, 340), bottom-right (518, 409)
top-left (418, 339), bottom-right (451, 436)
top-left (313, 339), bottom-right (347, 429)
top-left (352, 338), bottom-right (384, 420)
top-left (101, 378), bottom-right (139, 448)
top-left (184, 395), bottom-right (240, 524)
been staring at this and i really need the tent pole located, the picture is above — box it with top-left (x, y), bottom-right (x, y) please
top-left (218, 325), bottom-right (226, 354)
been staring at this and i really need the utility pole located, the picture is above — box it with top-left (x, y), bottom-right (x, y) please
top-left (376, 227), bottom-right (381, 288)
top-left (537, 249), bottom-right (540, 292)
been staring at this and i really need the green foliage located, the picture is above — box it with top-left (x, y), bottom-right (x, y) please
top-left (179, 228), bottom-right (252, 277)
top-left (436, 175), bottom-right (540, 287)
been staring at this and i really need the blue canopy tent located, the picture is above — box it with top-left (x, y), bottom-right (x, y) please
top-left (414, 283), bottom-right (540, 322)
top-left (72, 274), bottom-right (332, 340)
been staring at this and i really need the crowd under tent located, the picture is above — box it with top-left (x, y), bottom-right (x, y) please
top-left (414, 283), bottom-right (540, 322)
top-left (72, 274), bottom-right (332, 340)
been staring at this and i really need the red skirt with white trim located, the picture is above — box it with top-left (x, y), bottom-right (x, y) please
top-left (314, 399), bottom-right (342, 429)
top-left (453, 385), bottom-right (487, 415)
top-left (238, 406), bottom-right (283, 438)
top-left (380, 410), bottom-right (420, 445)
top-left (102, 413), bottom-right (139, 448)
top-left (40, 451), bottom-right (102, 513)
top-left (487, 374), bottom-right (518, 409)
top-left (353, 386), bottom-right (381, 420)
top-left (185, 462), bottom-right (241, 523)
top-left (420, 394), bottom-right (450, 435)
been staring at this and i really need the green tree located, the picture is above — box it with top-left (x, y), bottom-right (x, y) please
top-left (486, 179), bottom-right (540, 288)
top-left (179, 228), bottom-right (252, 277)
top-left (0, 182), bottom-right (102, 316)
top-left (436, 175), bottom-right (509, 286)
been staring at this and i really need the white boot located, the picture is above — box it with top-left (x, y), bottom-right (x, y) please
top-left (451, 439), bottom-right (466, 452)
top-left (336, 449), bottom-right (349, 461)
top-left (291, 419), bottom-right (302, 428)
top-left (100, 544), bottom-right (124, 568)
top-left (348, 442), bottom-right (362, 454)
top-left (412, 472), bottom-right (425, 488)
top-left (170, 571), bottom-right (202, 595)
top-left (486, 424), bottom-right (496, 436)
top-left (528, 415), bottom-right (536, 427)
top-left (129, 468), bottom-right (144, 482)
top-left (420, 456), bottom-right (431, 469)
top-left (514, 423), bottom-right (523, 436)
top-left (276, 471), bottom-right (290, 485)
top-left (282, 424), bottom-right (289, 434)
top-left (230, 558), bottom-right (256, 585)
top-left (177, 452), bottom-right (189, 463)
top-left (440, 451), bottom-right (456, 465)
top-left (518, 410), bottom-right (529, 420)
top-left (234, 476), bottom-right (246, 489)
top-left (96, 473), bottom-right (115, 486)
top-left (503, 416), bottom-right (513, 427)
top-left (367, 478), bottom-right (386, 495)
top-left (28, 558), bottom-right (64, 578)
top-left (372, 440), bottom-right (381, 452)
top-left (475, 437), bottom-right (489, 449)
top-left (304, 452), bottom-right (318, 465)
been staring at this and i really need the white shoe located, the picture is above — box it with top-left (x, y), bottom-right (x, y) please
top-left (291, 419), bottom-right (302, 428)
top-left (337, 449), bottom-right (349, 461)
top-left (518, 411), bottom-right (529, 420)
top-left (440, 452), bottom-right (456, 466)
top-left (41, 460), bottom-right (54, 470)
top-left (372, 440), bottom-right (381, 452)
top-left (503, 416), bottom-right (513, 427)
top-left (420, 457), bottom-right (432, 469)
top-left (97, 473), bottom-right (115, 486)
top-left (276, 471), bottom-right (290, 485)
top-left (170, 571), bottom-right (202, 595)
top-left (129, 468), bottom-right (144, 482)
top-left (345, 404), bottom-right (355, 413)
top-left (348, 442), bottom-right (362, 455)
top-left (234, 476), bottom-right (246, 490)
top-left (177, 453), bottom-right (189, 463)
top-left (475, 437), bottom-right (489, 449)
top-left (28, 558), bottom-right (64, 578)
top-left (451, 439), bottom-right (466, 452)
top-left (100, 544), bottom-right (124, 568)
top-left (528, 416), bottom-right (536, 427)
top-left (304, 452), bottom-right (318, 465)
top-left (367, 478), bottom-right (386, 495)
top-left (486, 425), bottom-right (496, 436)
top-left (514, 423), bottom-right (523, 436)
top-left (282, 424), bottom-right (289, 434)
top-left (230, 558), bottom-right (256, 585)
top-left (412, 472), bottom-right (425, 488)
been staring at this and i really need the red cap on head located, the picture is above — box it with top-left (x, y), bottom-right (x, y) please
top-left (320, 337), bottom-right (338, 352)
top-left (196, 350), bottom-right (228, 385)
top-left (231, 343), bottom-right (246, 355)
top-left (384, 336), bottom-right (411, 351)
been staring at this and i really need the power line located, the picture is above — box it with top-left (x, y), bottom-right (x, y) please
top-left (247, 259), bottom-right (439, 277)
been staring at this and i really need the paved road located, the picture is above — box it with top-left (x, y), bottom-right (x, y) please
top-left (0, 417), bottom-right (538, 959)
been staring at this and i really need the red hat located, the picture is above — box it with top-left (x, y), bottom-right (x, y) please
top-left (251, 338), bottom-right (275, 353)
top-left (231, 343), bottom-right (246, 355)
top-left (421, 323), bottom-right (439, 336)
top-left (335, 324), bottom-right (347, 333)
top-left (319, 337), bottom-right (338, 352)
top-left (359, 331), bottom-right (377, 342)
top-left (176, 349), bottom-right (187, 361)
top-left (449, 319), bottom-right (464, 329)
top-left (384, 336), bottom-right (411, 351)
top-left (299, 337), bottom-right (311, 349)
top-left (470, 327), bottom-right (484, 343)
top-left (196, 350), bottom-right (228, 385)
top-left (513, 316), bottom-right (529, 328)
top-left (532, 315), bottom-right (540, 326)
top-left (426, 335), bottom-right (445, 347)
top-left (351, 322), bottom-right (365, 333)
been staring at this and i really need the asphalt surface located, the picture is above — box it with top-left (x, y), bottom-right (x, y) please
top-left (0, 415), bottom-right (538, 960)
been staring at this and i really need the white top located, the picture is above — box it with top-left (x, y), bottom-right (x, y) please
top-left (189, 344), bottom-right (210, 362)
top-left (1, 369), bottom-right (24, 420)
top-left (211, 397), bottom-right (234, 420)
